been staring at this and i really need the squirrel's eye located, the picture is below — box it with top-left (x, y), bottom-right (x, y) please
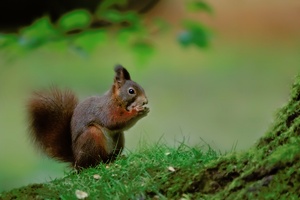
top-left (128, 88), bottom-right (135, 94)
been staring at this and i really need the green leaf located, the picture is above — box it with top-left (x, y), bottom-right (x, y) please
top-left (97, 0), bottom-right (127, 15)
top-left (71, 30), bottom-right (107, 54)
top-left (0, 34), bottom-right (18, 48)
top-left (58, 10), bottom-right (91, 32)
top-left (187, 1), bottom-right (213, 14)
top-left (123, 11), bottom-right (140, 25)
top-left (19, 17), bottom-right (59, 49)
top-left (178, 31), bottom-right (193, 47)
top-left (178, 20), bottom-right (211, 48)
top-left (101, 9), bottom-right (140, 26)
top-left (101, 9), bottom-right (123, 23)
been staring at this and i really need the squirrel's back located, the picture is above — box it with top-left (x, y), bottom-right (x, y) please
top-left (27, 88), bottom-right (78, 163)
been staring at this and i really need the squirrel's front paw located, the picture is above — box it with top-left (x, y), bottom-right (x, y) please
top-left (135, 106), bottom-right (150, 115)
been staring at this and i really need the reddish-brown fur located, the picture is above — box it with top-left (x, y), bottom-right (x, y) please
top-left (27, 89), bottom-right (78, 163)
top-left (73, 126), bottom-right (107, 168)
top-left (111, 106), bottom-right (138, 123)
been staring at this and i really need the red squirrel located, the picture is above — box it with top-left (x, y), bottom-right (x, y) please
top-left (27, 65), bottom-right (149, 169)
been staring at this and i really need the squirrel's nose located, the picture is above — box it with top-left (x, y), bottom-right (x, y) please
top-left (142, 97), bottom-right (148, 105)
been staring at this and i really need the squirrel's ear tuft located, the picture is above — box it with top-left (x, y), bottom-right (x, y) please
top-left (114, 65), bottom-right (131, 87)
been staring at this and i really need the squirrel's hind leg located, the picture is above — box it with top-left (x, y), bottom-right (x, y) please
top-left (72, 126), bottom-right (109, 169)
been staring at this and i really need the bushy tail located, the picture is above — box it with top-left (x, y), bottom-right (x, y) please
top-left (27, 88), bottom-right (78, 163)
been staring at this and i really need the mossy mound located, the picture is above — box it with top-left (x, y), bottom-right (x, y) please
top-left (1, 77), bottom-right (300, 199)
top-left (156, 76), bottom-right (300, 199)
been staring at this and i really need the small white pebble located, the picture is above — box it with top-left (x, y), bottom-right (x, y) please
top-left (167, 166), bottom-right (176, 172)
top-left (93, 174), bottom-right (101, 180)
top-left (75, 190), bottom-right (88, 199)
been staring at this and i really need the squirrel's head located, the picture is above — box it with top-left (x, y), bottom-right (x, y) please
top-left (113, 65), bottom-right (149, 112)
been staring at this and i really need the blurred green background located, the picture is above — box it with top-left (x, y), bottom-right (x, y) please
top-left (1, 0), bottom-right (300, 192)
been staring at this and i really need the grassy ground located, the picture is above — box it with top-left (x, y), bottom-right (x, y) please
top-left (0, 143), bottom-right (219, 199)
top-left (1, 74), bottom-right (300, 199)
